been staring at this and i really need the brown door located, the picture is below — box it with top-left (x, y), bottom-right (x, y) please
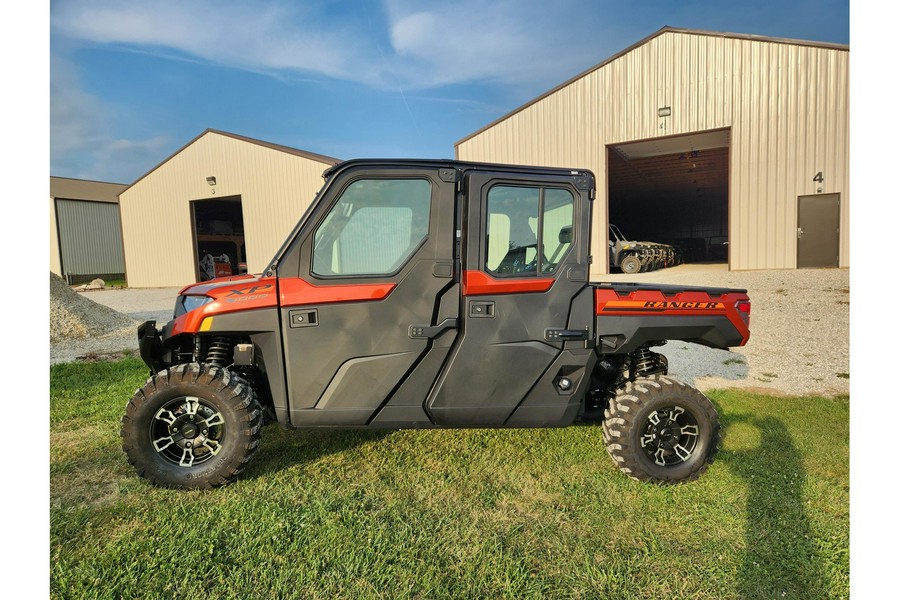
top-left (797, 194), bottom-right (840, 268)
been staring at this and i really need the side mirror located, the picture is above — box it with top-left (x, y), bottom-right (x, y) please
top-left (559, 226), bottom-right (572, 244)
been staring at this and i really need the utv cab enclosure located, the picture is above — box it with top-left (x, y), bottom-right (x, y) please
top-left (123, 159), bottom-right (750, 489)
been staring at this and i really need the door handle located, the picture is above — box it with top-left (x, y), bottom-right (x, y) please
top-left (409, 318), bottom-right (458, 339)
top-left (469, 301), bottom-right (495, 318)
top-left (289, 309), bottom-right (318, 328)
top-left (797, 227), bottom-right (804, 239)
top-left (545, 328), bottom-right (589, 341)
top-left (545, 328), bottom-right (595, 349)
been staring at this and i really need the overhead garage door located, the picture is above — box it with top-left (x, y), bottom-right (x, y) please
top-left (607, 129), bottom-right (730, 269)
top-left (56, 199), bottom-right (125, 279)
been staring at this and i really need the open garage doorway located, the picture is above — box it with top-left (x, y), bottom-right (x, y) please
top-left (191, 196), bottom-right (247, 281)
top-left (606, 129), bottom-right (730, 273)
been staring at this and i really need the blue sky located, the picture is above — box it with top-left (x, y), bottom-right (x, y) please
top-left (50, 0), bottom-right (849, 183)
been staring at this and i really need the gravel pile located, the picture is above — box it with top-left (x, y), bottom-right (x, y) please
top-left (50, 273), bottom-right (140, 343)
top-left (49, 266), bottom-right (850, 397)
top-left (49, 282), bottom-right (178, 365)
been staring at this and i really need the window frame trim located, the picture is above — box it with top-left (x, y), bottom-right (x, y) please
top-left (482, 183), bottom-right (576, 279)
top-left (309, 176), bottom-right (435, 281)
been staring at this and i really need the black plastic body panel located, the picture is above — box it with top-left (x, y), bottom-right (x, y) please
top-left (180, 308), bottom-right (290, 422)
top-left (137, 320), bottom-right (165, 374)
top-left (596, 315), bottom-right (745, 353)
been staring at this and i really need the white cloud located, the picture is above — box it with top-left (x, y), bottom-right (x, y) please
top-left (51, 0), bottom-right (390, 86)
top-left (386, 1), bottom-right (571, 87)
top-left (51, 0), bottom-right (608, 91)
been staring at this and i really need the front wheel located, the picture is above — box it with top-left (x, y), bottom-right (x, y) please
top-left (602, 376), bottom-right (719, 483)
top-left (120, 363), bottom-right (263, 489)
top-left (620, 254), bottom-right (642, 274)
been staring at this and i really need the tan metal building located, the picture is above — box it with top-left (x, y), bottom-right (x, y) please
top-left (455, 27), bottom-right (849, 275)
top-left (50, 176), bottom-right (128, 282)
top-left (119, 129), bottom-right (339, 288)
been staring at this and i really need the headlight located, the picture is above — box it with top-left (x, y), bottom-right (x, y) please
top-left (175, 295), bottom-right (214, 317)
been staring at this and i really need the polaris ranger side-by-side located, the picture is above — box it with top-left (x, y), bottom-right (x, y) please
top-left (122, 160), bottom-right (750, 489)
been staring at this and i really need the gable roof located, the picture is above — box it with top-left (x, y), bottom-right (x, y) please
top-left (455, 26), bottom-right (850, 148)
top-left (50, 176), bottom-right (128, 203)
top-left (122, 128), bottom-right (341, 194)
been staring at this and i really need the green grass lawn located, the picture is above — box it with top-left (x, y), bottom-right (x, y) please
top-left (50, 358), bottom-right (849, 599)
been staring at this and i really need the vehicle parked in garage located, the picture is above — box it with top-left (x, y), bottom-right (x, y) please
top-left (708, 236), bottom-right (729, 261)
top-left (608, 224), bottom-right (677, 273)
top-left (122, 160), bottom-right (751, 490)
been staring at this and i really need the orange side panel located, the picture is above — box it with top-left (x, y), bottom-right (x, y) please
top-left (172, 276), bottom-right (397, 335)
top-left (279, 277), bottom-right (396, 307)
top-left (171, 278), bottom-right (278, 335)
top-left (463, 270), bottom-right (554, 296)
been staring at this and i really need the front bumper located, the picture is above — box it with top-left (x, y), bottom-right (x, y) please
top-left (137, 320), bottom-right (166, 373)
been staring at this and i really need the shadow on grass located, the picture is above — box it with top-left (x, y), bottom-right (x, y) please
top-left (716, 412), bottom-right (827, 599)
top-left (243, 425), bottom-right (393, 480)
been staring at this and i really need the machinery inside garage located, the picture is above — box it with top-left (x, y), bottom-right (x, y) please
top-left (192, 196), bottom-right (247, 281)
top-left (607, 129), bottom-right (730, 269)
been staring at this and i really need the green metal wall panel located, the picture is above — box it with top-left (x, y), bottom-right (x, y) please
top-left (56, 199), bottom-right (125, 277)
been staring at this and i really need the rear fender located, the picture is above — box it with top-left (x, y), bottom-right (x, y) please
top-left (593, 284), bottom-right (750, 353)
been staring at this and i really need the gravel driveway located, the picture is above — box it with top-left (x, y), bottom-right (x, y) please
top-left (50, 287), bottom-right (180, 365)
top-left (50, 265), bottom-right (849, 397)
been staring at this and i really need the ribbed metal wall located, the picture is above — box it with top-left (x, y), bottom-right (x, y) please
top-left (49, 197), bottom-right (62, 276)
top-left (55, 199), bottom-right (125, 277)
top-left (119, 132), bottom-right (334, 287)
top-left (456, 30), bottom-right (849, 274)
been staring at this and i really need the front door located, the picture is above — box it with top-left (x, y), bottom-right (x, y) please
top-left (797, 194), bottom-right (840, 268)
top-left (426, 170), bottom-right (596, 426)
top-left (279, 166), bottom-right (457, 425)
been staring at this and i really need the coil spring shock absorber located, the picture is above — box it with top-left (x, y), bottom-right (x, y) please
top-left (632, 345), bottom-right (667, 378)
top-left (205, 337), bottom-right (232, 367)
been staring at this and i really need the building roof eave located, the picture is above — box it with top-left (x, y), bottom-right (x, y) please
top-left (454, 26), bottom-right (849, 149)
top-left (118, 129), bottom-right (341, 197)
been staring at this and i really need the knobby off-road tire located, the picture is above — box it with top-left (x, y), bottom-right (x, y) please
top-left (620, 254), bottom-right (642, 275)
top-left (602, 375), bottom-right (720, 483)
top-left (121, 363), bottom-right (263, 489)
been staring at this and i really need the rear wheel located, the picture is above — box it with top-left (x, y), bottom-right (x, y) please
top-left (120, 363), bottom-right (262, 489)
top-left (602, 376), bottom-right (719, 483)
top-left (621, 254), bottom-right (642, 274)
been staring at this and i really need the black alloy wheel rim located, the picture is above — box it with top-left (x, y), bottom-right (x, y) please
top-left (150, 396), bottom-right (225, 467)
top-left (639, 405), bottom-right (700, 466)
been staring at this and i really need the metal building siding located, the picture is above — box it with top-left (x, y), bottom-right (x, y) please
top-left (119, 132), bottom-right (332, 288)
top-left (456, 31), bottom-right (849, 274)
top-left (55, 200), bottom-right (125, 276)
top-left (50, 196), bottom-right (62, 276)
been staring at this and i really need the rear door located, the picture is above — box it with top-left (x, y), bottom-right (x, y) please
top-left (797, 194), bottom-right (840, 268)
top-left (426, 170), bottom-right (596, 426)
top-left (279, 165), bottom-right (458, 426)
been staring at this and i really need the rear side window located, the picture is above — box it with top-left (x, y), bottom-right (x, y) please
top-left (485, 185), bottom-right (574, 276)
top-left (313, 179), bottom-right (431, 277)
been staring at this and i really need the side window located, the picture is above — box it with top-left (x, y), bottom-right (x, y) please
top-left (313, 179), bottom-right (431, 277)
top-left (486, 186), bottom-right (539, 274)
top-left (541, 189), bottom-right (574, 273)
top-left (485, 185), bottom-right (574, 277)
